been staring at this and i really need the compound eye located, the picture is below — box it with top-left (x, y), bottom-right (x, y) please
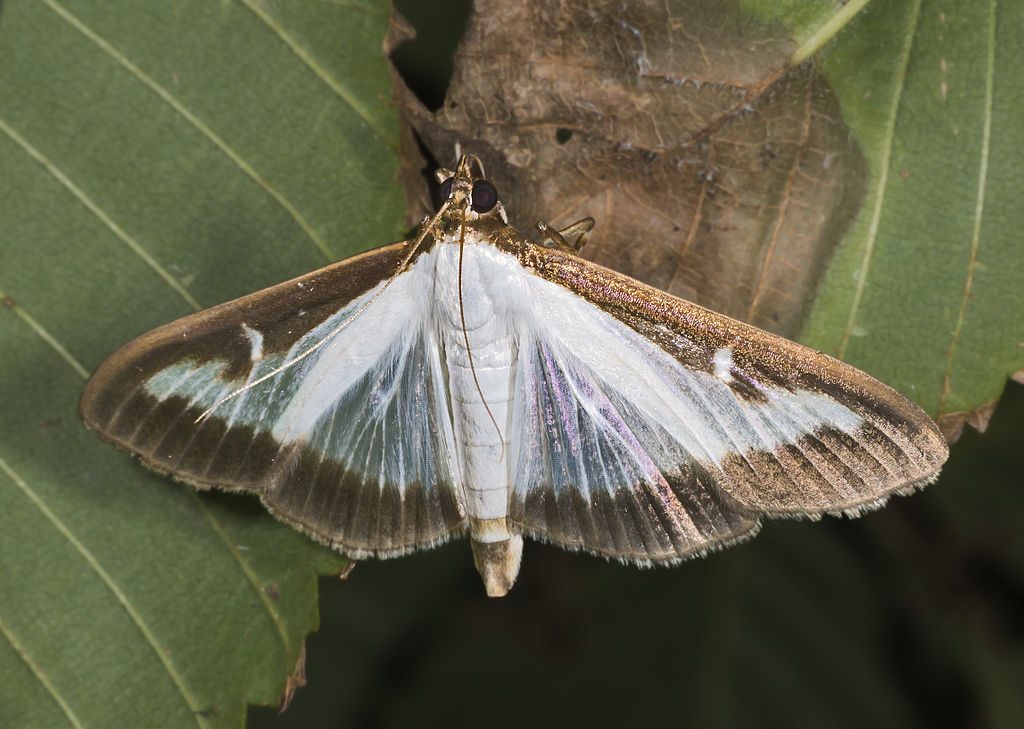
top-left (471, 179), bottom-right (499, 213)
top-left (434, 177), bottom-right (454, 211)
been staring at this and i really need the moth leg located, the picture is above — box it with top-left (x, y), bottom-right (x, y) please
top-left (536, 217), bottom-right (595, 252)
top-left (558, 217), bottom-right (595, 250)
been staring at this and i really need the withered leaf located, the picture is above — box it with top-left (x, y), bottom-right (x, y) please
top-left (396, 0), bottom-right (865, 338)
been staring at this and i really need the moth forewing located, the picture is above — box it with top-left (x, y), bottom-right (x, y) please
top-left (81, 155), bottom-right (948, 597)
top-left (79, 241), bottom-right (467, 556)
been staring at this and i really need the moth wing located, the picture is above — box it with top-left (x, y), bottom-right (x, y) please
top-left (81, 243), bottom-right (466, 557)
top-left (506, 244), bottom-right (948, 563)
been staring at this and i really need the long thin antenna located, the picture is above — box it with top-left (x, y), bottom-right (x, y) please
top-left (457, 206), bottom-right (505, 459)
top-left (194, 202), bottom-right (451, 424)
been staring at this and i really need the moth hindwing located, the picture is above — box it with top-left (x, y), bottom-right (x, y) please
top-left (81, 155), bottom-right (949, 597)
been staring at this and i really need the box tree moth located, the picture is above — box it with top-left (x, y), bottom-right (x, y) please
top-left (81, 155), bottom-right (949, 597)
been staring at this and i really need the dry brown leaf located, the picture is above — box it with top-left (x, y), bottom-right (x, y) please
top-left (276, 642), bottom-right (308, 713)
top-left (936, 400), bottom-right (999, 443)
top-left (393, 0), bottom-right (866, 338)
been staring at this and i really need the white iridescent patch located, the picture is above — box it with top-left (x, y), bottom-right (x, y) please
top-left (146, 360), bottom-right (233, 407)
top-left (713, 347), bottom-right (734, 383)
top-left (241, 323), bottom-right (264, 362)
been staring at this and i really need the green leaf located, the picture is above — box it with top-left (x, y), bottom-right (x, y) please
top-left (0, 1), bottom-right (403, 727)
top-left (802, 0), bottom-right (1024, 434)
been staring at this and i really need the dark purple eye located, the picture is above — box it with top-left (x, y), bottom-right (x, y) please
top-left (434, 177), bottom-right (454, 210)
top-left (471, 180), bottom-right (499, 213)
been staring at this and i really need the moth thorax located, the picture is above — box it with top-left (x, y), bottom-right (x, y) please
top-left (434, 240), bottom-right (508, 330)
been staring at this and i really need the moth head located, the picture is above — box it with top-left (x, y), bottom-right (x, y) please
top-left (433, 154), bottom-right (508, 224)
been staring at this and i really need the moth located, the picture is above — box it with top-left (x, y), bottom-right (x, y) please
top-left (81, 155), bottom-right (949, 597)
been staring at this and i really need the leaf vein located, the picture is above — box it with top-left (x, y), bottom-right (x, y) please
top-left (791, 0), bottom-right (874, 65)
top-left (838, 0), bottom-right (923, 358)
top-left (8, 314), bottom-right (301, 682)
top-left (0, 454), bottom-right (210, 729)
top-left (0, 116), bottom-right (202, 311)
top-left (237, 0), bottom-right (390, 140)
top-left (746, 68), bottom-right (816, 323)
top-left (0, 286), bottom-right (90, 379)
top-left (0, 616), bottom-right (86, 729)
top-left (939, 0), bottom-right (996, 412)
top-left (187, 490), bottom-right (294, 656)
top-left (42, 0), bottom-right (335, 261)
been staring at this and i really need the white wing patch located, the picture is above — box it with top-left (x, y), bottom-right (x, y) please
top-left (509, 270), bottom-right (865, 487)
top-left (712, 347), bottom-right (734, 384)
top-left (241, 323), bottom-right (264, 362)
top-left (143, 265), bottom-right (460, 493)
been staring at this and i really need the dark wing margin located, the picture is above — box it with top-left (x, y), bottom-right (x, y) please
top-left (495, 235), bottom-right (947, 563)
top-left (80, 242), bottom-right (466, 558)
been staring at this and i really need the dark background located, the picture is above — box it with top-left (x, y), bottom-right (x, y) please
top-left (251, 3), bottom-right (1024, 727)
